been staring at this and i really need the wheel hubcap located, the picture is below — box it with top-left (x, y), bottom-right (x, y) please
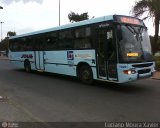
top-left (82, 70), bottom-right (90, 80)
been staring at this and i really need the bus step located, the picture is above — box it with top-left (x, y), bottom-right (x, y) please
top-left (37, 70), bottom-right (44, 72)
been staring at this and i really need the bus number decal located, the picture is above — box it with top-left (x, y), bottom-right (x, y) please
top-left (21, 54), bottom-right (33, 59)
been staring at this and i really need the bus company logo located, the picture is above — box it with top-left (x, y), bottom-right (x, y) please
top-left (67, 51), bottom-right (74, 60)
top-left (99, 23), bottom-right (109, 28)
top-left (2, 122), bottom-right (8, 128)
top-left (21, 54), bottom-right (33, 59)
top-left (2, 122), bottom-right (19, 128)
top-left (119, 65), bottom-right (127, 68)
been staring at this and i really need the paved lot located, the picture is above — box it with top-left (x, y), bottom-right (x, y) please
top-left (0, 59), bottom-right (160, 127)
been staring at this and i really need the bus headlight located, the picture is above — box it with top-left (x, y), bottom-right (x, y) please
top-left (123, 70), bottom-right (136, 75)
top-left (123, 70), bottom-right (131, 75)
top-left (131, 70), bottom-right (136, 74)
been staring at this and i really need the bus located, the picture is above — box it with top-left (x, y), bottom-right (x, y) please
top-left (9, 15), bottom-right (155, 84)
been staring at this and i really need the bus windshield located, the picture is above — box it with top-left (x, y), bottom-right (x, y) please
top-left (118, 25), bottom-right (152, 62)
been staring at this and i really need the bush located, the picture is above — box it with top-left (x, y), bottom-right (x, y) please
top-left (154, 56), bottom-right (160, 71)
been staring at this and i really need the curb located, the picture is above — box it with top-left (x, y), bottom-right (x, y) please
top-left (151, 71), bottom-right (160, 80)
top-left (0, 58), bottom-right (9, 60)
top-left (152, 78), bottom-right (160, 80)
top-left (0, 56), bottom-right (9, 60)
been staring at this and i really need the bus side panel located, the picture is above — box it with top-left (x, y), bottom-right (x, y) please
top-left (9, 51), bottom-right (36, 70)
top-left (45, 64), bottom-right (76, 76)
top-left (44, 50), bottom-right (97, 78)
top-left (10, 60), bottom-right (24, 69)
top-left (44, 51), bottom-right (76, 76)
top-left (73, 50), bottom-right (96, 67)
top-left (73, 50), bottom-right (97, 79)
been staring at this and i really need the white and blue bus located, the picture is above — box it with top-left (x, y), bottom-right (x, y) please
top-left (9, 15), bottom-right (155, 84)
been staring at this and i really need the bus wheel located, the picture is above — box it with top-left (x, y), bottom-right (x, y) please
top-left (24, 60), bottom-right (31, 73)
top-left (79, 65), bottom-right (93, 84)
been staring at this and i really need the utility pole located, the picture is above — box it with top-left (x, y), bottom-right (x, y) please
top-left (59, 0), bottom-right (60, 26)
top-left (0, 22), bottom-right (4, 41)
top-left (0, 6), bottom-right (3, 42)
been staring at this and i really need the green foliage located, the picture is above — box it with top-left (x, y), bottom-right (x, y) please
top-left (131, 0), bottom-right (160, 43)
top-left (68, 11), bottom-right (89, 23)
top-left (154, 56), bottom-right (160, 71)
top-left (0, 31), bottom-right (16, 51)
top-left (0, 37), bottom-right (9, 51)
top-left (150, 36), bottom-right (160, 54)
top-left (7, 31), bottom-right (16, 37)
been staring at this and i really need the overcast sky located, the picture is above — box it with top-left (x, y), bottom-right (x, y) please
top-left (0, 0), bottom-right (155, 39)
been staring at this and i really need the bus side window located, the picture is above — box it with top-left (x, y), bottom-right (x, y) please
top-left (74, 38), bottom-right (91, 49)
top-left (58, 30), bottom-right (74, 49)
top-left (9, 40), bottom-right (17, 51)
top-left (20, 38), bottom-right (26, 51)
top-left (74, 27), bottom-right (92, 49)
top-left (25, 37), bottom-right (34, 51)
top-left (45, 32), bottom-right (58, 50)
top-left (15, 39), bottom-right (22, 51)
top-left (33, 34), bottom-right (46, 51)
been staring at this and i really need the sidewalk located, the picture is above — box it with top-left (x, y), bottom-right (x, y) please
top-left (0, 55), bottom-right (8, 60)
top-left (152, 71), bottom-right (160, 80)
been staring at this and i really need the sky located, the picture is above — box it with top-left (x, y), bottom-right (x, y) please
top-left (0, 0), bottom-right (155, 40)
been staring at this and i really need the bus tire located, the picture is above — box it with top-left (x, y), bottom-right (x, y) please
top-left (24, 60), bottom-right (31, 73)
top-left (79, 65), bottom-right (93, 84)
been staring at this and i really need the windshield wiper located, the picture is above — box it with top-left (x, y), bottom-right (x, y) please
top-left (125, 25), bottom-right (143, 41)
top-left (138, 26), bottom-right (143, 41)
top-left (126, 25), bottom-right (139, 41)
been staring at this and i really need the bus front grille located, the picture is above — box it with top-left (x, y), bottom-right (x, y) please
top-left (138, 69), bottom-right (151, 74)
top-left (132, 63), bottom-right (153, 68)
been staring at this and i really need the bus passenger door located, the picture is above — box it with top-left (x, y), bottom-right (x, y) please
top-left (34, 37), bottom-right (45, 71)
top-left (35, 51), bottom-right (45, 71)
top-left (96, 28), bottom-right (118, 81)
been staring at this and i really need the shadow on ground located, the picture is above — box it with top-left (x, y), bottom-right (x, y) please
top-left (13, 69), bottom-right (150, 94)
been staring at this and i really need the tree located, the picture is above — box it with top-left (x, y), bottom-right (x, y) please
top-left (0, 37), bottom-right (9, 52)
top-left (150, 36), bottom-right (160, 54)
top-left (0, 31), bottom-right (16, 52)
top-left (68, 11), bottom-right (89, 23)
top-left (7, 31), bottom-right (16, 37)
top-left (131, 0), bottom-right (160, 45)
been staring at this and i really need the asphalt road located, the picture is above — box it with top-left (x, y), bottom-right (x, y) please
top-left (0, 60), bottom-right (160, 124)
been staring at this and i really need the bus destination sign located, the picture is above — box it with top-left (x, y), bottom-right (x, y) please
top-left (120, 17), bottom-right (140, 25)
top-left (115, 15), bottom-right (143, 26)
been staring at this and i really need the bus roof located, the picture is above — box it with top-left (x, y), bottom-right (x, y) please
top-left (9, 15), bottom-right (144, 40)
top-left (9, 15), bottom-right (114, 39)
